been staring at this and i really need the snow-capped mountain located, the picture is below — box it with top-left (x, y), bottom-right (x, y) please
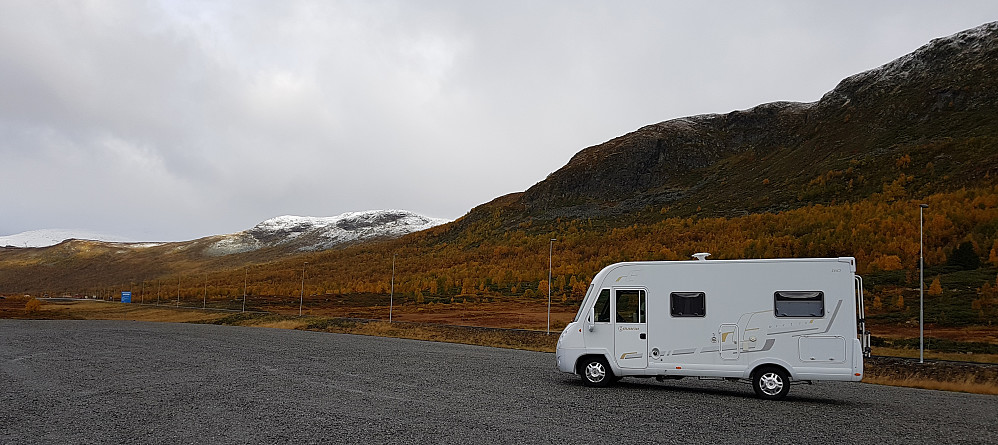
top-left (0, 229), bottom-right (133, 248)
top-left (1, 210), bottom-right (449, 253)
top-left (205, 209), bottom-right (449, 255)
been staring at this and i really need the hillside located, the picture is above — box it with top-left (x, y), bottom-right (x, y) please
top-left (0, 210), bottom-right (447, 293)
top-left (482, 22), bottom-right (998, 226)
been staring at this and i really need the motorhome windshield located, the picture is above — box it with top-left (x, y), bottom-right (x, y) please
top-left (572, 284), bottom-right (595, 322)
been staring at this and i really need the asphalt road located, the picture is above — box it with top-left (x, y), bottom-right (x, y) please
top-left (1, 320), bottom-right (996, 444)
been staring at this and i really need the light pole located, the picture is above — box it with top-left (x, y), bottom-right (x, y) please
top-left (299, 261), bottom-right (308, 317)
top-left (390, 253), bottom-right (396, 323)
top-left (919, 203), bottom-right (929, 363)
top-left (548, 238), bottom-right (556, 335)
top-left (242, 267), bottom-right (248, 313)
top-left (176, 275), bottom-right (181, 307)
top-left (203, 272), bottom-right (207, 309)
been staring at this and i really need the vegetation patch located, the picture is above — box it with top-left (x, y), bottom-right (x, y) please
top-left (865, 356), bottom-right (998, 395)
top-left (872, 336), bottom-right (998, 355)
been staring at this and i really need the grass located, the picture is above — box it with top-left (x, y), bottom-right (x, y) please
top-left (864, 356), bottom-right (998, 395)
top-left (872, 346), bottom-right (998, 364)
top-left (38, 299), bottom-right (232, 323)
top-left (863, 374), bottom-right (998, 395)
top-left (208, 312), bottom-right (558, 352)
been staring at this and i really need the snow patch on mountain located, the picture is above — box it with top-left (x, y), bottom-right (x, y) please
top-left (824, 21), bottom-right (997, 102)
top-left (205, 209), bottom-right (449, 255)
top-left (0, 229), bottom-right (133, 248)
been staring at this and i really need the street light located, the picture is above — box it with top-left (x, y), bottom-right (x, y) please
top-left (242, 267), bottom-right (248, 313)
top-left (919, 203), bottom-right (929, 363)
top-left (203, 272), bottom-right (208, 309)
top-left (299, 261), bottom-right (308, 317)
top-left (390, 253), bottom-right (396, 323)
top-left (548, 238), bottom-right (557, 335)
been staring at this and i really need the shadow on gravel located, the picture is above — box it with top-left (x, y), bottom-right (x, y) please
top-left (555, 376), bottom-right (859, 406)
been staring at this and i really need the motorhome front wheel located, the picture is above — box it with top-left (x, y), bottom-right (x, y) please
top-left (580, 357), bottom-right (613, 387)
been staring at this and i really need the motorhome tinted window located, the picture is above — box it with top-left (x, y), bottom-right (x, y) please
top-left (670, 292), bottom-right (706, 317)
top-left (615, 289), bottom-right (645, 323)
top-left (593, 289), bottom-right (611, 322)
top-left (774, 291), bottom-right (825, 317)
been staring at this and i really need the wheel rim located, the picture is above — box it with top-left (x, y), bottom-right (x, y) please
top-left (585, 361), bottom-right (606, 383)
top-left (759, 371), bottom-right (784, 395)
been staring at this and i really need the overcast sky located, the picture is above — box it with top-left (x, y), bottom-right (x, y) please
top-left (2, 1), bottom-right (996, 241)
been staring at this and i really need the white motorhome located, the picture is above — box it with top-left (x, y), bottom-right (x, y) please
top-left (556, 254), bottom-right (870, 399)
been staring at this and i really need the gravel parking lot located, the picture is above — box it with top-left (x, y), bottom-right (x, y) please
top-left (2, 319), bottom-right (997, 444)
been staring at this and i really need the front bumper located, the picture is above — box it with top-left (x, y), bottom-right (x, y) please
top-left (556, 347), bottom-right (586, 374)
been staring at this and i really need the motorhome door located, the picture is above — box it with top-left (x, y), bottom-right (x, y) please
top-left (719, 323), bottom-right (739, 360)
top-left (613, 288), bottom-right (647, 369)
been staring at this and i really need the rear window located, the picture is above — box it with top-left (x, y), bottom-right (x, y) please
top-left (774, 291), bottom-right (824, 317)
top-left (670, 292), bottom-right (706, 317)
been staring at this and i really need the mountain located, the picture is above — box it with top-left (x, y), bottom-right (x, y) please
top-left (0, 210), bottom-right (446, 254)
top-left (493, 21), bottom-right (998, 224)
top-left (204, 210), bottom-right (449, 255)
top-left (0, 229), bottom-right (134, 248)
top-left (0, 209), bottom-right (447, 293)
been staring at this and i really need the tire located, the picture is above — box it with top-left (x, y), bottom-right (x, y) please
top-left (579, 356), bottom-right (614, 387)
top-left (752, 366), bottom-right (791, 400)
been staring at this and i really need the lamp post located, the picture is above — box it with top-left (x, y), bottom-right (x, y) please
top-left (299, 261), bottom-right (308, 317)
top-left (242, 267), bottom-right (248, 313)
top-left (548, 238), bottom-right (556, 335)
top-left (390, 253), bottom-right (396, 323)
top-left (919, 203), bottom-right (929, 363)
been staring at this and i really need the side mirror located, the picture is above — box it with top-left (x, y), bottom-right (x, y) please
top-left (586, 309), bottom-right (595, 332)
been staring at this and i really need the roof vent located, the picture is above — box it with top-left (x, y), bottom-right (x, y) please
top-left (692, 252), bottom-right (711, 261)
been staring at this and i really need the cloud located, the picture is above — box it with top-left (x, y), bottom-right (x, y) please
top-left (1, 0), bottom-right (997, 240)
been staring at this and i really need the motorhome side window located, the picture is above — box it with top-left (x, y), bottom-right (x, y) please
top-left (670, 292), bottom-right (706, 317)
top-left (615, 289), bottom-right (645, 323)
top-left (593, 289), bottom-right (611, 322)
top-left (774, 291), bottom-right (825, 317)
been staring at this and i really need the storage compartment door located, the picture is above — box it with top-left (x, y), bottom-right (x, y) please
top-left (798, 336), bottom-right (846, 363)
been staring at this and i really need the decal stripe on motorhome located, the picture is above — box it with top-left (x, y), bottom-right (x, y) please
top-left (742, 338), bottom-right (776, 354)
top-left (818, 300), bottom-right (843, 334)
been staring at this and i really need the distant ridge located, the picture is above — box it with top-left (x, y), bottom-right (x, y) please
top-left (1, 209), bottom-right (449, 253)
top-left (205, 209), bottom-right (450, 255)
top-left (0, 229), bottom-right (133, 248)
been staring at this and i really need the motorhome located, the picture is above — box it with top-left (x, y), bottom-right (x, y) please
top-left (555, 254), bottom-right (870, 400)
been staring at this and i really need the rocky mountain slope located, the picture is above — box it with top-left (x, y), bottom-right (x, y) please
top-left (499, 21), bottom-right (998, 224)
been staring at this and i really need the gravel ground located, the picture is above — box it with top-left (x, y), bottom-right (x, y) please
top-left (2, 319), bottom-right (997, 444)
